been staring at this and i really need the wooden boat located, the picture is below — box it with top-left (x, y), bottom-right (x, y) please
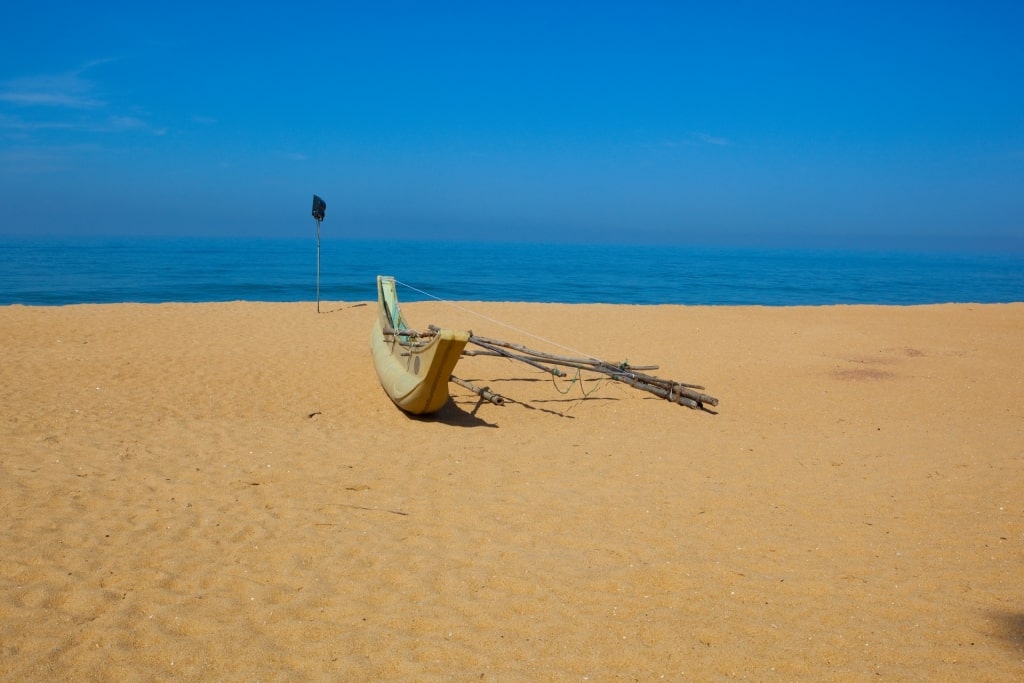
top-left (371, 275), bottom-right (718, 415)
top-left (371, 275), bottom-right (470, 414)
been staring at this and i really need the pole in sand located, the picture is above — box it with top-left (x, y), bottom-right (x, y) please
top-left (312, 194), bottom-right (327, 313)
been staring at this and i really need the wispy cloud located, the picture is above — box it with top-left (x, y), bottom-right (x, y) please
top-left (646, 132), bottom-right (732, 151)
top-left (0, 113), bottom-right (152, 134)
top-left (0, 113), bottom-right (80, 131)
top-left (0, 143), bottom-right (101, 173)
top-left (108, 115), bottom-right (147, 130)
top-left (0, 60), bottom-right (166, 157)
top-left (0, 90), bottom-right (103, 108)
top-left (694, 132), bottom-right (729, 146)
top-left (0, 60), bottom-right (113, 109)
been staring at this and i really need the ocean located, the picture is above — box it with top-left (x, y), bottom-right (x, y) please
top-left (1, 237), bottom-right (1022, 306)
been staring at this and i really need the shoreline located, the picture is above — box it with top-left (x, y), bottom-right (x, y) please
top-left (4, 298), bottom-right (1022, 311)
top-left (2, 301), bottom-right (1022, 680)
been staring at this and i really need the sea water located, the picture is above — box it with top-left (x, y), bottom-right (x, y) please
top-left (1, 237), bottom-right (1021, 306)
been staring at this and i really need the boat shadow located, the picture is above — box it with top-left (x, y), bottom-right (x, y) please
top-left (417, 383), bottom-right (606, 426)
top-left (485, 376), bottom-right (719, 415)
top-left (434, 376), bottom-right (630, 425)
top-left (419, 374), bottom-right (716, 427)
top-left (410, 397), bottom-right (501, 427)
top-left (428, 397), bottom-right (588, 426)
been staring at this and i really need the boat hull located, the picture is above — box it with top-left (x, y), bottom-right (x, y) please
top-left (371, 276), bottom-right (469, 415)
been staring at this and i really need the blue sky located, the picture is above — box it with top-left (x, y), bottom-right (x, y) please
top-left (1, 1), bottom-right (1022, 251)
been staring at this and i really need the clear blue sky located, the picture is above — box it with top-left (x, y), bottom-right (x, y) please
top-left (2, 1), bottom-right (1022, 251)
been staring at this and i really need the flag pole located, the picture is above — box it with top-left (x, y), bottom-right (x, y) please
top-left (316, 218), bottom-right (321, 313)
top-left (311, 195), bottom-right (327, 313)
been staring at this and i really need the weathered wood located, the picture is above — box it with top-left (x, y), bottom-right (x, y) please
top-left (465, 335), bottom-right (718, 409)
top-left (465, 337), bottom-right (569, 377)
top-left (450, 375), bottom-right (506, 406)
top-left (384, 325), bottom-right (436, 339)
top-left (469, 334), bottom-right (659, 372)
top-left (393, 324), bottom-right (718, 410)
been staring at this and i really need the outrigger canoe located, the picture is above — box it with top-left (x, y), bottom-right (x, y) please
top-left (371, 275), bottom-right (719, 416)
top-left (371, 275), bottom-right (469, 415)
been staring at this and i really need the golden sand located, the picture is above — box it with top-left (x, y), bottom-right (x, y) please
top-left (2, 300), bottom-right (1022, 680)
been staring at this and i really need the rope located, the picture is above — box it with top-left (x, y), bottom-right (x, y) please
top-left (551, 367), bottom-right (605, 397)
top-left (393, 278), bottom-right (604, 361)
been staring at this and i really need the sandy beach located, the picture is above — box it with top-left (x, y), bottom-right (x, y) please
top-left (1, 299), bottom-right (1022, 681)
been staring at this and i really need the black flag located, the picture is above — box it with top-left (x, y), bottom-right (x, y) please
top-left (312, 195), bottom-right (326, 222)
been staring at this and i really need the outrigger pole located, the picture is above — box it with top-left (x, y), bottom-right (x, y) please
top-left (312, 194), bottom-right (327, 313)
top-left (418, 325), bottom-right (719, 410)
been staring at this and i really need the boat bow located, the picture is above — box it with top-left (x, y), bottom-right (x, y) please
top-left (370, 276), bottom-right (469, 415)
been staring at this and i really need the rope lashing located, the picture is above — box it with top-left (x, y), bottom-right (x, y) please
top-left (551, 366), bottom-right (605, 397)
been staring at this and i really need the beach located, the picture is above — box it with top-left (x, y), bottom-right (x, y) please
top-left (2, 299), bottom-right (1022, 681)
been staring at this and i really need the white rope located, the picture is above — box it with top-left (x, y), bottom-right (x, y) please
top-left (393, 278), bottom-right (602, 360)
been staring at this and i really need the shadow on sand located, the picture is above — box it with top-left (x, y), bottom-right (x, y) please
top-left (401, 373), bottom-right (717, 427)
top-left (989, 610), bottom-right (1024, 653)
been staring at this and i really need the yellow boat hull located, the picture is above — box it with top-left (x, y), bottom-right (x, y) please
top-left (370, 276), bottom-right (469, 415)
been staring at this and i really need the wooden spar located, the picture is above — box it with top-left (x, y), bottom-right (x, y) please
top-left (384, 325), bottom-right (436, 339)
top-left (624, 379), bottom-right (700, 408)
top-left (468, 334), bottom-right (660, 372)
top-left (465, 337), bottom-right (569, 377)
top-left (467, 335), bottom-right (718, 409)
top-left (614, 376), bottom-right (712, 408)
top-left (425, 325), bottom-right (718, 410)
top-left (450, 376), bottom-right (505, 406)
